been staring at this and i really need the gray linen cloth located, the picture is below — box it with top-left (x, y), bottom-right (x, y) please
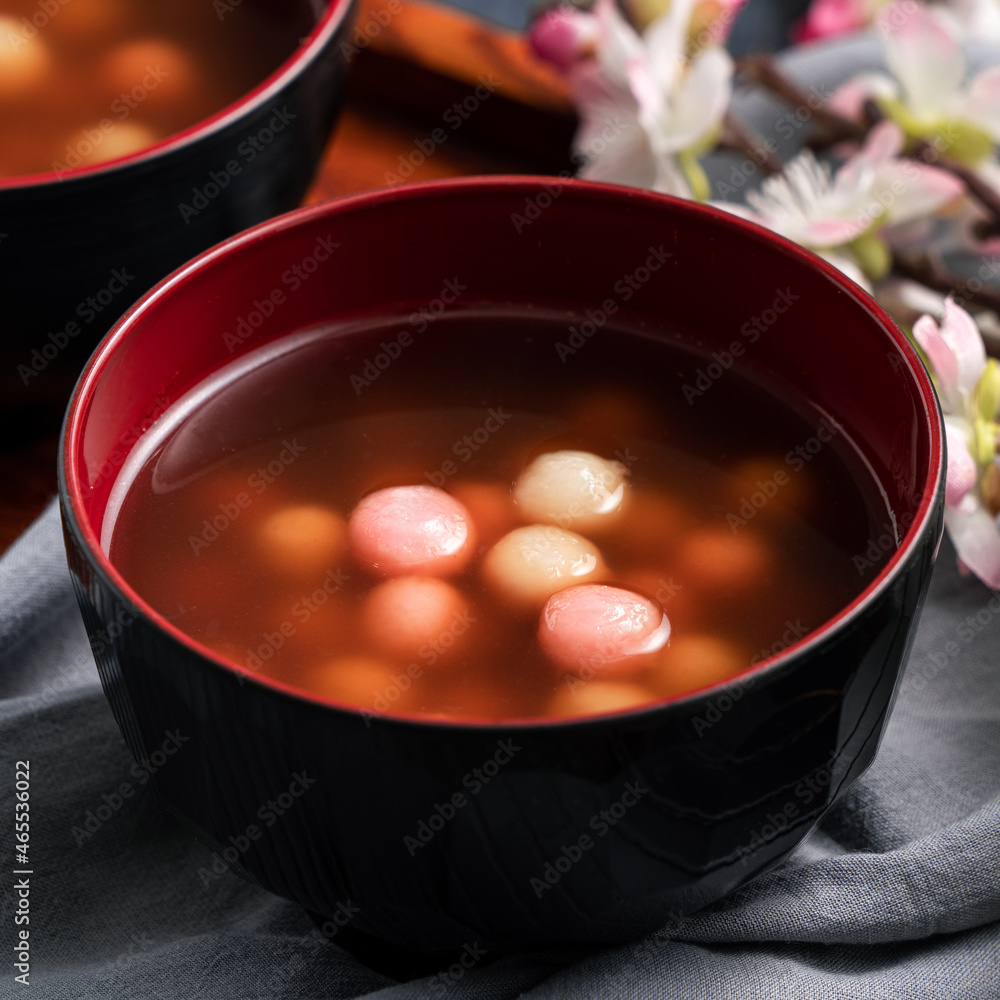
top-left (1, 499), bottom-right (998, 998)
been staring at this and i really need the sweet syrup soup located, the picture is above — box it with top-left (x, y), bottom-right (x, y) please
top-left (107, 307), bottom-right (890, 720)
top-left (0, 0), bottom-right (314, 178)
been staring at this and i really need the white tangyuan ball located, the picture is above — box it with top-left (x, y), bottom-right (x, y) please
top-left (513, 450), bottom-right (629, 531)
top-left (483, 524), bottom-right (605, 606)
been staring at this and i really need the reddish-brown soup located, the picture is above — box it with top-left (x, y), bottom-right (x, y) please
top-left (0, 0), bottom-right (314, 178)
top-left (107, 307), bottom-right (890, 721)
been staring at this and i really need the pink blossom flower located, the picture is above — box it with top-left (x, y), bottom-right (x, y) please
top-left (795, 0), bottom-right (880, 44)
top-left (944, 420), bottom-right (979, 505)
top-left (530, 0), bottom-right (736, 197)
top-left (913, 297), bottom-right (987, 413)
top-left (913, 300), bottom-right (1000, 587)
top-left (529, 6), bottom-right (599, 74)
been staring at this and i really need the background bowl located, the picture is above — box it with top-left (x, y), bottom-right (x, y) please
top-left (59, 176), bottom-right (944, 954)
top-left (1, 0), bottom-right (356, 412)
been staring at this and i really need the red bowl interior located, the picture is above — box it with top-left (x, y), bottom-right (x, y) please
top-left (60, 176), bottom-right (944, 724)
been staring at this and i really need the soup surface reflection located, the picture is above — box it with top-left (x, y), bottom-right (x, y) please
top-left (107, 307), bottom-right (891, 720)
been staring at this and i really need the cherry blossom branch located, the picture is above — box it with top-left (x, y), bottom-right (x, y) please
top-left (861, 100), bottom-right (1000, 232)
top-left (719, 114), bottom-right (783, 175)
top-left (892, 254), bottom-right (1000, 315)
top-left (911, 143), bottom-right (1000, 233)
top-left (736, 54), bottom-right (865, 144)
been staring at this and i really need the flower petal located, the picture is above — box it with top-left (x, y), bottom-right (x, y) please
top-left (529, 8), bottom-right (599, 73)
top-left (859, 119), bottom-right (905, 165)
top-left (660, 46), bottom-right (733, 153)
top-left (913, 312), bottom-right (960, 404)
top-left (709, 200), bottom-right (765, 224)
top-left (871, 161), bottom-right (965, 225)
top-left (651, 154), bottom-right (695, 198)
top-left (799, 215), bottom-right (872, 246)
top-left (815, 249), bottom-right (872, 290)
top-left (944, 500), bottom-right (1000, 588)
top-left (942, 297), bottom-right (987, 398)
top-left (878, 1), bottom-right (965, 117)
top-left (956, 64), bottom-right (1000, 141)
top-left (642, 0), bottom-right (695, 93)
top-left (571, 65), bottom-right (658, 188)
top-left (594, 0), bottom-right (645, 88)
top-left (944, 420), bottom-right (978, 506)
top-left (828, 72), bottom-right (899, 120)
top-left (829, 121), bottom-right (903, 208)
top-left (875, 277), bottom-right (946, 325)
top-left (795, 0), bottom-right (872, 44)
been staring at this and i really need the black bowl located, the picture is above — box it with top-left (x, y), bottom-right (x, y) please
top-left (1, 0), bottom-right (356, 409)
top-left (59, 177), bottom-right (944, 954)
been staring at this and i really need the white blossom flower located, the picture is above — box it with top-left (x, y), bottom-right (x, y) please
top-left (829, 1), bottom-right (1000, 166)
top-left (714, 120), bottom-right (964, 283)
top-left (531, 0), bottom-right (738, 198)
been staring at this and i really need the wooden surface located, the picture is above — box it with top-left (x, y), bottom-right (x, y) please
top-left (0, 0), bottom-right (574, 554)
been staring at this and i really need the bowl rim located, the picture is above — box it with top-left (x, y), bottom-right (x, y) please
top-left (58, 175), bottom-right (946, 731)
top-left (0, 0), bottom-right (355, 191)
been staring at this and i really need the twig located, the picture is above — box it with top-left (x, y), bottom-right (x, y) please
top-left (718, 113), bottom-right (783, 175)
top-left (892, 254), bottom-right (1000, 314)
top-left (909, 140), bottom-right (1000, 231)
top-left (737, 54), bottom-right (865, 144)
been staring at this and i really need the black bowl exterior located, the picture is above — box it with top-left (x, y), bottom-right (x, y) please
top-left (57, 179), bottom-right (946, 951)
top-left (1, 1), bottom-right (355, 391)
top-left (60, 492), bottom-right (941, 951)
